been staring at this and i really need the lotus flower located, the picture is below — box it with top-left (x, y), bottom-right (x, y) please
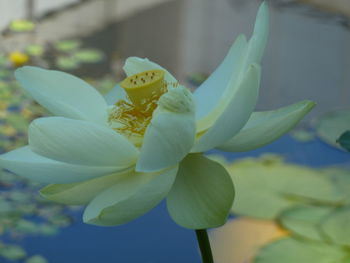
top-left (0, 3), bottom-right (314, 229)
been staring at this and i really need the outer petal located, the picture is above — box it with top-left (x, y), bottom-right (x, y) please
top-left (218, 100), bottom-right (316, 152)
top-left (29, 117), bottom-right (138, 167)
top-left (0, 146), bottom-right (120, 184)
top-left (15, 66), bottom-right (108, 124)
top-left (136, 86), bottom-right (196, 172)
top-left (83, 166), bottom-right (178, 226)
top-left (166, 154), bottom-right (234, 229)
top-left (40, 169), bottom-right (133, 205)
top-left (104, 84), bottom-right (127, 105)
top-left (192, 64), bottom-right (261, 153)
top-left (123, 57), bottom-right (177, 83)
top-left (195, 2), bottom-right (269, 129)
top-left (193, 34), bottom-right (247, 120)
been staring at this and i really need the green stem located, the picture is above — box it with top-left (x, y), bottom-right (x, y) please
top-left (195, 229), bottom-right (214, 263)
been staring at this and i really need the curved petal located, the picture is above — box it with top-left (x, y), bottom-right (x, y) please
top-left (15, 66), bottom-right (108, 124)
top-left (123, 57), bottom-right (177, 83)
top-left (83, 166), bottom-right (178, 226)
top-left (29, 117), bottom-right (138, 167)
top-left (136, 86), bottom-right (196, 172)
top-left (40, 169), bottom-right (133, 205)
top-left (193, 34), bottom-right (247, 120)
top-left (0, 146), bottom-right (121, 184)
top-left (104, 84), bottom-right (127, 105)
top-left (166, 154), bottom-right (234, 229)
top-left (218, 100), bottom-right (316, 152)
top-left (192, 64), bottom-right (261, 153)
top-left (195, 2), bottom-right (269, 128)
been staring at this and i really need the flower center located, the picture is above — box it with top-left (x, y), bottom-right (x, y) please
top-left (108, 69), bottom-right (172, 146)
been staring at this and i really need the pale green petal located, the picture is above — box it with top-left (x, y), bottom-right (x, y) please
top-left (195, 2), bottom-right (268, 128)
top-left (83, 166), bottom-right (178, 226)
top-left (136, 86), bottom-right (196, 172)
top-left (193, 35), bottom-right (247, 120)
top-left (217, 100), bottom-right (315, 152)
top-left (15, 66), bottom-right (107, 124)
top-left (192, 64), bottom-right (260, 153)
top-left (0, 146), bottom-right (120, 184)
top-left (104, 84), bottom-right (127, 105)
top-left (166, 154), bottom-right (234, 229)
top-left (40, 169), bottom-right (133, 205)
top-left (123, 57), bottom-right (177, 83)
top-left (29, 117), bottom-right (138, 167)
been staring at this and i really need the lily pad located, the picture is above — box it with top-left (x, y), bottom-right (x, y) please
top-left (320, 206), bottom-right (350, 246)
top-left (0, 244), bottom-right (27, 260)
top-left (229, 156), bottom-right (342, 219)
top-left (26, 44), bottom-right (45, 56)
top-left (279, 205), bottom-right (333, 241)
top-left (25, 255), bottom-right (48, 263)
top-left (55, 56), bottom-right (80, 70)
top-left (9, 20), bottom-right (35, 32)
top-left (315, 110), bottom-right (350, 149)
top-left (254, 238), bottom-right (348, 263)
top-left (73, 49), bottom-right (104, 63)
top-left (54, 40), bottom-right (80, 52)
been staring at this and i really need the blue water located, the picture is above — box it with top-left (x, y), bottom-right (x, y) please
top-left (4, 135), bottom-right (350, 263)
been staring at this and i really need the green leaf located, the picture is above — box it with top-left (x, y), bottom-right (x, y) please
top-left (0, 244), bottom-right (27, 260)
top-left (73, 49), bottom-right (104, 63)
top-left (337, 131), bottom-right (350, 152)
top-left (9, 20), bottom-right (35, 32)
top-left (167, 153), bottom-right (234, 229)
top-left (55, 56), bottom-right (80, 70)
top-left (254, 238), bottom-right (348, 263)
top-left (315, 110), bottom-right (350, 149)
top-left (229, 156), bottom-right (342, 219)
top-left (25, 44), bottom-right (45, 56)
top-left (54, 40), bottom-right (81, 52)
top-left (320, 206), bottom-right (350, 246)
top-left (279, 205), bottom-right (333, 241)
top-left (25, 255), bottom-right (48, 263)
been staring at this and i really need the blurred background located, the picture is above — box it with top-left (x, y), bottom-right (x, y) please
top-left (1, 0), bottom-right (350, 263)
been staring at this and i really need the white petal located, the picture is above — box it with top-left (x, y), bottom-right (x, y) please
top-left (83, 166), bottom-right (178, 226)
top-left (193, 34), bottom-right (248, 120)
top-left (136, 86), bottom-right (196, 172)
top-left (0, 146), bottom-right (121, 184)
top-left (218, 100), bottom-right (315, 152)
top-left (40, 170), bottom-right (133, 205)
top-left (29, 117), bottom-right (138, 167)
top-left (104, 84), bottom-right (127, 105)
top-left (15, 66), bottom-right (108, 124)
top-left (192, 64), bottom-right (261, 153)
top-left (123, 57), bottom-right (177, 83)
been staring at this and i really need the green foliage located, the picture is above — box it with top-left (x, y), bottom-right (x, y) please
top-left (337, 131), bottom-right (350, 152)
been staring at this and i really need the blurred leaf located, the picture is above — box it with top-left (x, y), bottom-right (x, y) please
top-left (290, 129), bottom-right (315, 142)
top-left (229, 156), bottom-right (342, 219)
top-left (26, 255), bottom-right (48, 263)
top-left (320, 206), bottom-right (350, 246)
top-left (54, 40), bottom-right (80, 52)
top-left (254, 238), bottom-right (348, 263)
top-left (0, 244), bottom-right (27, 260)
top-left (337, 131), bottom-right (350, 152)
top-left (279, 205), bottom-right (333, 241)
top-left (26, 44), bottom-right (45, 56)
top-left (55, 56), bottom-right (80, 70)
top-left (73, 49), bottom-right (104, 63)
top-left (9, 20), bottom-right (35, 32)
top-left (315, 110), bottom-right (350, 149)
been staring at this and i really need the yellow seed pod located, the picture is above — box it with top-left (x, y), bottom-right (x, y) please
top-left (120, 70), bottom-right (165, 109)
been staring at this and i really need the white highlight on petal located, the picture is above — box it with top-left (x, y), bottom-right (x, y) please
top-left (15, 66), bottom-right (108, 124)
top-left (29, 117), bottom-right (138, 167)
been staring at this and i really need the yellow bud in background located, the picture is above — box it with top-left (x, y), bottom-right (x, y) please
top-left (8, 51), bottom-right (30, 67)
